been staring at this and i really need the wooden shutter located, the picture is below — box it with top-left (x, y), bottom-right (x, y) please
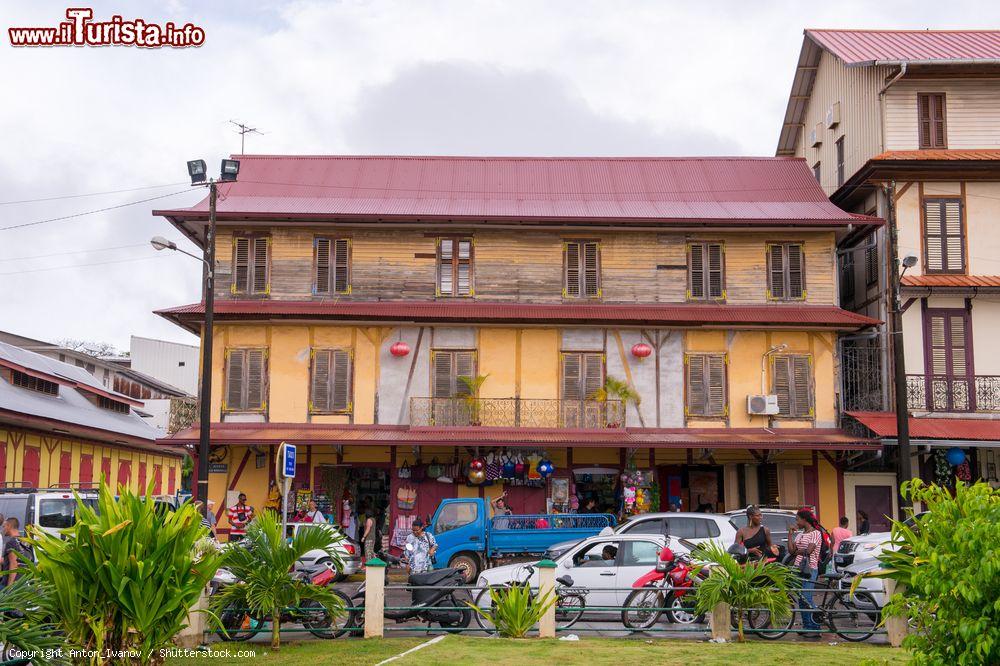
top-left (334, 238), bottom-right (350, 292)
top-left (768, 244), bottom-right (785, 299)
top-left (565, 242), bottom-right (581, 297)
top-left (773, 355), bottom-right (812, 417)
top-left (433, 351), bottom-right (453, 398)
top-left (687, 354), bottom-right (726, 417)
top-left (226, 350), bottom-right (245, 410)
top-left (918, 93), bottom-right (947, 149)
top-left (439, 239), bottom-right (454, 295)
top-left (924, 200), bottom-right (964, 273)
top-left (583, 242), bottom-right (600, 297)
top-left (233, 237), bottom-right (250, 292)
top-left (707, 354), bottom-right (727, 415)
top-left (245, 349), bottom-right (266, 410)
top-left (686, 354), bottom-right (706, 415)
top-left (773, 355), bottom-right (791, 416)
top-left (865, 236), bottom-right (878, 285)
top-left (688, 243), bottom-right (705, 299)
top-left (928, 313), bottom-right (969, 377)
top-left (562, 353), bottom-right (582, 400)
top-left (707, 243), bottom-right (724, 299)
top-left (315, 238), bottom-right (331, 293)
top-left (583, 353), bottom-right (604, 398)
top-left (455, 351), bottom-right (476, 392)
top-left (331, 349), bottom-right (352, 411)
top-left (456, 240), bottom-right (472, 296)
top-left (311, 349), bottom-right (332, 411)
top-left (787, 244), bottom-right (804, 298)
top-left (251, 237), bottom-right (269, 294)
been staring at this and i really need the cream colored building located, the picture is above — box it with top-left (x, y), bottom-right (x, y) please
top-left (777, 29), bottom-right (1000, 512)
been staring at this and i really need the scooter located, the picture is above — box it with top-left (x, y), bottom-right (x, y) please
top-left (347, 544), bottom-right (472, 634)
top-left (621, 545), bottom-right (705, 629)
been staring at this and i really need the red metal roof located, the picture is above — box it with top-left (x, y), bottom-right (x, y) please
top-left (164, 422), bottom-right (876, 450)
top-left (156, 300), bottom-right (879, 332)
top-left (153, 155), bottom-right (878, 227)
top-left (806, 29), bottom-right (1000, 66)
top-left (848, 411), bottom-right (1000, 441)
top-left (873, 150), bottom-right (1000, 161)
top-left (902, 275), bottom-right (1000, 289)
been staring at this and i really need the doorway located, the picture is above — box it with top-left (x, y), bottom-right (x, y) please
top-left (844, 472), bottom-right (898, 530)
top-left (855, 485), bottom-right (893, 533)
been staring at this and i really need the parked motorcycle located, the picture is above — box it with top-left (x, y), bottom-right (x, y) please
top-left (621, 545), bottom-right (705, 629)
top-left (218, 562), bottom-right (352, 641)
top-left (347, 547), bottom-right (472, 634)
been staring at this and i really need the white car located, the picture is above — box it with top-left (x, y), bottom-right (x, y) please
top-left (478, 533), bottom-right (683, 610)
top-left (834, 512), bottom-right (927, 571)
top-left (288, 522), bottom-right (363, 580)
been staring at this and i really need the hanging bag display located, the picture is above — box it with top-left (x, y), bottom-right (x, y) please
top-left (398, 462), bottom-right (411, 479)
top-left (485, 452), bottom-right (502, 481)
top-left (410, 461), bottom-right (427, 482)
top-left (427, 458), bottom-right (443, 479)
top-left (396, 485), bottom-right (417, 510)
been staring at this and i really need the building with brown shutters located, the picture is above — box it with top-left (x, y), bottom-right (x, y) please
top-left (777, 29), bottom-right (1000, 525)
top-left (154, 154), bottom-right (881, 548)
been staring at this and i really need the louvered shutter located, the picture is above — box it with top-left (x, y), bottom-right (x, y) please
top-left (865, 237), bottom-right (878, 285)
top-left (311, 349), bottom-right (332, 411)
top-left (929, 314), bottom-right (968, 377)
top-left (331, 349), bottom-right (351, 411)
top-left (918, 94), bottom-right (933, 148)
top-left (251, 237), bottom-right (269, 294)
top-left (433, 352), bottom-right (453, 398)
top-left (707, 354), bottom-right (727, 416)
top-left (931, 94), bottom-right (946, 148)
top-left (334, 239), bottom-right (350, 292)
top-left (226, 350), bottom-right (245, 409)
top-left (769, 244), bottom-right (785, 299)
top-left (707, 243), bottom-right (724, 298)
top-left (439, 239), bottom-right (454, 295)
top-left (773, 355), bottom-right (791, 415)
top-left (455, 351), bottom-right (476, 395)
top-left (687, 354), bottom-right (706, 415)
top-left (233, 237), bottom-right (250, 292)
top-left (565, 242), bottom-right (581, 297)
top-left (245, 349), bottom-right (266, 409)
top-left (315, 238), bottom-right (331, 293)
top-left (583, 353), bottom-right (604, 399)
top-left (562, 353), bottom-right (582, 400)
top-left (924, 200), bottom-right (965, 273)
top-left (919, 93), bottom-right (947, 149)
top-left (791, 356), bottom-right (812, 417)
top-left (787, 244), bottom-right (804, 298)
top-left (583, 242), bottom-right (600, 297)
top-left (689, 244), bottom-right (705, 299)
top-left (456, 240), bottom-right (472, 296)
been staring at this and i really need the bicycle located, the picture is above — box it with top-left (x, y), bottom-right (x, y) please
top-left (472, 564), bottom-right (587, 632)
top-left (745, 571), bottom-right (881, 641)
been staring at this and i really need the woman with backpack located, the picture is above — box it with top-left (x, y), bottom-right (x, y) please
top-left (787, 509), bottom-right (823, 636)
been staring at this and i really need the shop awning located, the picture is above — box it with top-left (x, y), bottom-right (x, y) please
top-left (847, 411), bottom-right (1000, 442)
top-left (163, 423), bottom-right (877, 450)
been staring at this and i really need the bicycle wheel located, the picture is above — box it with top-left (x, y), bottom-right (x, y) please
top-left (473, 586), bottom-right (499, 633)
top-left (621, 587), bottom-right (664, 630)
top-left (745, 594), bottom-right (796, 641)
top-left (218, 603), bottom-right (263, 642)
top-left (300, 590), bottom-right (353, 639)
top-left (556, 593), bottom-right (586, 629)
top-left (828, 591), bottom-right (880, 642)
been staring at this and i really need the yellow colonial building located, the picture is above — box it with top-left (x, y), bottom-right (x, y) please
top-left (156, 155), bottom-right (880, 548)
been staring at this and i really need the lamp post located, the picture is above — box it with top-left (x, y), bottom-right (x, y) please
top-left (152, 159), bottom-right (238, 517)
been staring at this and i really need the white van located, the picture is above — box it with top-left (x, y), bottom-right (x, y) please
top-left (0, 488), bottom-right (99, 541)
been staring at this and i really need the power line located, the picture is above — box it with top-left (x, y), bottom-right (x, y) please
top-left (0, 242), bottom-right (149, 263)
top-left (0, 254), bottom-right (169, 276)
top-left (0, 182), bottom-right (189, 206)
top-left (0, 188), bottom-right (193, 232)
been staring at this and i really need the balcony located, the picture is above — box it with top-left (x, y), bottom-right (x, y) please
top-left (906, 374), bottom-right (1000, 413)
top-left (409, 397), bottom-right (625, 428)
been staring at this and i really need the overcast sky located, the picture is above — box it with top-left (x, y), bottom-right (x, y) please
top-left (2, 1), bottom-right (999, 351)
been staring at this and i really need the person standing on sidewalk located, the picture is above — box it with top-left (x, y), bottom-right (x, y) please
top-left (788, 509), bottom-right (823, 636)
top-left (404, 518), bottom-right (438, 574)
top-left (227, 493), bottom-right (254, 542)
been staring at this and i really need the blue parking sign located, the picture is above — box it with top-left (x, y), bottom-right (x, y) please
top-left (283, 443), bottom-right (296, 478)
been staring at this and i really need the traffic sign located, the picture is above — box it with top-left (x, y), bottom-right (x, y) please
top-left (277, 442), bottom-right (297, 480)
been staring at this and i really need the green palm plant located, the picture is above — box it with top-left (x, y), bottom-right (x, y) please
top-left (27, 480), bottom-right (224, 665)
top-left (590, 376), bottom-right (640, 426)
top-left (692, 542), bottom-right (796, 642)
top-left (468, 585), bottom-right (555, 638)
top-left (0, 575), bottom-right (68, 665)
top-left (209, 509), bottom-right (344, 649)
top-left (458, 374), bottom-right (490, 425)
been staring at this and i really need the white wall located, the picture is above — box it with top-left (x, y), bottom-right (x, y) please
top-left (885, 78), bottom-right (1000, 150)
top-left (130, 336), bottom-right (199, 395)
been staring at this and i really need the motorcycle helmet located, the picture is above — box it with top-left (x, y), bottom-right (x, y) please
top-left (655, 545), bottom-right (676, 573)
top-left (727, 543), bottom-right (749, 564)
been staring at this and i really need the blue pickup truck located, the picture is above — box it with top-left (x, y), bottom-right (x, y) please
top-left (427, 498), bottom-right (616, 580)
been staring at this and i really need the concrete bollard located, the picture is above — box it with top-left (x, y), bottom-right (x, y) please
top-left (883, 579), bottom-right (908, 648)
top-left (536, 559), bottom-right (557, 638)
top-left (176, 588), bottom-right (209, 648)
top-left (364, 557), bottom-right (387, 639)
top-left (709, 602), bottom-right (732, 642)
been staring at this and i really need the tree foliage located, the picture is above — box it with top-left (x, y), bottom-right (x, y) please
top-left (0, 575), bottom-right (69, 665)
top-left (864, 480), bottom-right (1000, 665)
top-left (469, 584), bottom-right (555, 638)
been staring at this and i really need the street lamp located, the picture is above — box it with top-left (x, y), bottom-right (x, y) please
top-left (152, 159), bottom-right (236, 517)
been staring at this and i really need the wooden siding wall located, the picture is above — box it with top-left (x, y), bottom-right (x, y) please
top-left (796, 50), bottom-right (891, 194)
top-left (213, 227), bottom-right (838, 306)
top-left (885, 78), bottom-right (1000, 150)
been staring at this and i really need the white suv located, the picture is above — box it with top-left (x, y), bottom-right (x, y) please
top-left (546, 512), bottom-right (737, 560)
top-left (288, 522), bottom-right (363, 581)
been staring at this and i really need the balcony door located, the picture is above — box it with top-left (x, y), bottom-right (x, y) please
top-left (431, 350), bottom-right (476, 425)
top-left (923, 308), bottom-right (974, 411)
top-left (561, 352), bottom-right (604, 427)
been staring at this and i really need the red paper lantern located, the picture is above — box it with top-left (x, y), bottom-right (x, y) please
top-left (631, 342), bottom-right (652, 359)
top-left (389, 341), bottom-right (411, 357)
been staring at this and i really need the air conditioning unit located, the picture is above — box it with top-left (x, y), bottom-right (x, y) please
top-left (747, 394), bottom-right (780, 416)
top-left (810, 122), bottom-right (823, 147)
top-left (825, 101), bottom-right (841, 129)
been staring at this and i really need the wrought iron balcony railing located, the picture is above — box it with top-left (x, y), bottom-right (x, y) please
top-left (906, 374), bottom-right (1000, 413)
top-left (409, 397), bottom-right (625, 428)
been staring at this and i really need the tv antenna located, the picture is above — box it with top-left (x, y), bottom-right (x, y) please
top-left (229, 120), bottom-right (266, 154)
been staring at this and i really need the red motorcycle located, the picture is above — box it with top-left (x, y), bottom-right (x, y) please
top-left (621, 545), bottom-right (705, 629)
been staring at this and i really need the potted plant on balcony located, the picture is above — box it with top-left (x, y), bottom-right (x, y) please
top-left (591, 376), bottom-right (640, 428)
top-left (458, 374), bottom-right (490, 426)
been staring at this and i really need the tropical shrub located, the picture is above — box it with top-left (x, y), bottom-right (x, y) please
top-left (28, 481), bottom-right (224, 665)
top-left (860, 480), bottom-right (1000, 665)
top-left (470, 584), bottom-right (555, 638)
top-left (0, 575), bottom-right (68, 665)
top-left (693, 542), bottom-right (796, 641)
top-left (209, 509), bottom-right (344, 649)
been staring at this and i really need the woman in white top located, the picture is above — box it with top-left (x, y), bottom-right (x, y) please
top-left (787, 509), bottom-right (823, 634)
top-left (303, 499), bottom-right (325, 523)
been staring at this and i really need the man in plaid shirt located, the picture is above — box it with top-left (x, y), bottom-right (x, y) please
top-left (227, 493), bottom-right (254, 542)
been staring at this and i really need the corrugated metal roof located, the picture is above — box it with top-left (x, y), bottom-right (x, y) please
top-left (164, 422), bottom-right (876, 450)
top-left (156, 300), bottom-right (879, 331)
top-left (806, 29), bottom-right (1000, 66)
top-left (0, 341), bottom-right (160, 443)
top-left (902, 275), bottom-right (1000, 288)
top-left (848, 411), bottom-right (1000, 441)
top-left (873, 150), bottom-right (1000, 161)
top-left (154, 155), bottom-right (878, 227)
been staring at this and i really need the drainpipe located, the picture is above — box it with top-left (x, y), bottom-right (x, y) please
top-left (761, 344), bottom-right (788, 395)
top-left (878, 63), bottom-right (907, 154)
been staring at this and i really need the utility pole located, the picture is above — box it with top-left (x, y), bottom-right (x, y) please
top-left (885, 180), bottom-right (913, 513)
top-left (196, 180), bottom-right (217, 515)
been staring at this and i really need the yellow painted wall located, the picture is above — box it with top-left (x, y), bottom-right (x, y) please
top-left (817, 457), bottom-right (841, 529)
top-left (519, 329), bottom-right (559, 399)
